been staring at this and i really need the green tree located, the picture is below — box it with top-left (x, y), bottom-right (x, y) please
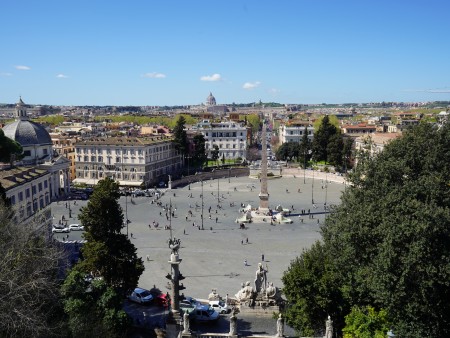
top-left (246, 114), bottom-right (261, 145)
top-left (284, 123), bottom-right (450, 337)
top-left (211, 144), bottom-right (219, 164)
top-left (172, 115), bottom-right (188, 156)
top-left (326, 133), bottom-right (344, 167)
top-left (63, 178), bottom-right (144, 337)
top-left (282, 242), bottom-right (346, 336)
top-left (0, 200), bottom-right (68, 337)
top-left (0, 129), bottom-right (23, 164)
top-left (192, 133), bottom-right (207, 168)
top-left (275, 142), bottom-right (289, 161)
top-left (299, 129), bottom-right (312, 168)
top-left (343, 306), bottom-right (390, 338)
top-left (221, 153), bottom-right (225, 166)
top-left (312, 115), bottom-right (340, 162)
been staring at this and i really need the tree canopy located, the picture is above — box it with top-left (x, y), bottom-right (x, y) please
top-left (63, 177), bottom-right (144, 336)
top-left (172, 115), bottom-right (188, 156)
top-left (282, 123), bottom-right (450, 337)
top-left (0, 129), bottom-right (23, 164)
top-left (312, 115), bottom-right (341, 163)
top-left (192, 133), bottom-right (207, 168)
top-left (0, 200), bottom-right (67, 337)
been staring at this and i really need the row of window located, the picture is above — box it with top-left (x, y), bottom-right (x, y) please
top-left (206, 132), bottom-right (244, 137)
top-left (205, 143), bottom-right (245, 149)
top-left (288, 130), bottom-right (313, 135)
top-left (76, 145), bottom-right (171, 155)
top-left (9, 179), bottom-right (49, 205)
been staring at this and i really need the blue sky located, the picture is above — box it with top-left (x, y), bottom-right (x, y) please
top-left (1, 0), bottom-right (449, 106)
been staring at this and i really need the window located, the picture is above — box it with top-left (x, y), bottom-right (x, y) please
top-left (26, 188), bottom-right (30, 198)
top-left (43, 148), bottom-right (48, 155)
top-left (32, 186), bottom-right (36, 195)
top-left (38, 183), bottom-right (42, 191)
top-left (84, 156), bottom-right (88, 162)
top-left (44, 180), bottom-right (48, 188)
top-left (116, 157), bottom-right (121, 163)
top-left (23, 150), bottom-right (31, 156)
top-left (98, 156), bottom-right (103, 162)
top-left (10, 195), bottom-right (16, 205)
top-left (18, 192), bottom-right (23, 201)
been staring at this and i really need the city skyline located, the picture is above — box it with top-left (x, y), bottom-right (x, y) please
top-left (1, 0), bottom-right (450, 106)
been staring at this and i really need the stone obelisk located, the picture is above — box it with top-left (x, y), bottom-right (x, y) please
top-left (259, 119), bottom-right (269, 212)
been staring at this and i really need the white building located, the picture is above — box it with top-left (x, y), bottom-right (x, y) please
top-left (2, 97), bottom-right (70, 200)
top-left (0, 167), bottom-right (52, 227)
top-left (193, 120), bottom-right (248, 160)
top-left (278, 123), bottom-right (314, 144)
top-left (73, 136), bottom-right (182, 187)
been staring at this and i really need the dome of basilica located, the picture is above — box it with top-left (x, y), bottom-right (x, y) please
top-left (3, 120), bottom-right (52, 146)
top-left (206, 92), bottom-right (216, 106)
top-left (2, 97), bottom-right (52, 146)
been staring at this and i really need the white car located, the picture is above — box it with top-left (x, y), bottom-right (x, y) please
top-left (69, 224), bottom-right (84, 231)
top-left (52, 225), bottom-right (70, 233)
top-left (128, 287), bottom-right (154, 304)
top-left (209, 300), bottom-right (230, 314)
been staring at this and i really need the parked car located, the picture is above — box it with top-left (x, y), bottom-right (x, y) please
top-left (128, 288), bottom-right (154, 305)
top-left (180, 296), bottom-right (200, 309)
top-left (192, 305), bottom-right (219, 322)
top-left (153, 293), bottom-right (169, 307)
top-left (209, 300), bottom-right (230, 314)
top-left (69, 224), bottom-right (84, 231)
top-left (52, 225), bottom-right (70, 233)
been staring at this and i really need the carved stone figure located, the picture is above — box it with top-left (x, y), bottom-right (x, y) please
top-left (229, 309), bottom-right (238, 336)
top-left (168, 237), bottom-right (181, 255)
top-left (208, 288), bottom-right (220, 301)
top-left (254, 263), bottom-right (268, 293)
top-left (325, 315), bottom-right (333, 338)
top-left (276, 313), bottom-right (284, 337)
top-left (235, 281), bottom-right (254, 301)
top-left (182, 311), bottom-right (190, 334)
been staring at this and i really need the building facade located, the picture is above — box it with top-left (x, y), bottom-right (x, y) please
top-left (193, 120), bottom-right (248, 160)
top-left (278, 123), bottom-right (314, 144)
top-left (73, 136), bottom-right (182, 187)
top-left (0, 167), bottom-right (52, 227)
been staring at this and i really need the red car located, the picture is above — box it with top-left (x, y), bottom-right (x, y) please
top-left (153, 292), bottom-right (169, 307)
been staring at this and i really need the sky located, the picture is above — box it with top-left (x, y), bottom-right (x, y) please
top-left (1, 0), bottom-right (450, 106)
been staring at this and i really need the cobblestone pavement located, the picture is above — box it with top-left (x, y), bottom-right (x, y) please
top-left (52, 173), bottom-right (345, 302)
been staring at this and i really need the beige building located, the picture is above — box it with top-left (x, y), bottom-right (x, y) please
top-left (0, 167), bottom-right (52, 228)
top-left (73, 136), bottom-right (182, 187)
top-left (50, 133), bottom-right (79, 181)
top-left (355, 132), bottom-right (402, 158)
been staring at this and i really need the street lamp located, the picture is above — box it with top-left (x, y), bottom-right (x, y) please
top-left (228, 167), bottom-right (231, 183)
top-left (217, 176), bottom-right (220, 206)
top-left (311, 162), bottom-right (315, 205)
top-left (68, 201), bottom-right (72, 218)
top-left (201, 180), bottom-right (204, 230)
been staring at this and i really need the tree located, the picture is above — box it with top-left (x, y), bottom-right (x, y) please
top-left (326, 133), bottom-right (344, 167)
top-left (172, 115), bottom-right (188, 157)
top-left (342, 306), bottom-right (390, 338)
top-left (299, 129), bottom-right (312, 168)
top-left (283, 123), bottom-right (450, 337)
top-left (312, 115), bottom-right (340, 162)
top-left (246, 114), bottom-right (261, 145)
top-left (282, 242), bottom-right (346, 336)
top-left (211, 144), bottom-right (219, 165)
top-left (0, 200), bottom-right (68, 337)
top-left (275, 142), bottom-right (289, 161)
top-left (0, 129), bottom-right (23, 164)
top-left (63, 178), bottom-right (144, 336)
top-left (221, 153), bottom-right (225, 166)
top-left (192, 134), bottom-right (207, 168)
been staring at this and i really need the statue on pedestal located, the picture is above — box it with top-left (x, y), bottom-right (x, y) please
top-left (235, 281), bottom-right (254, 302)
top-left (229, 306), bottom-right (239, 336)
top-left (254, 263), bottom-right (269, 293)
top-left (182, 311), bottom-right (190, 334)
top-left (276, 313), bottom-right (284, 337)
top-left (325, 315), bottom-right (333, 338)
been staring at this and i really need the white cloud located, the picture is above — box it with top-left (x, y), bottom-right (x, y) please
top-left (142, 72), bottom-right (166, 78)
top-left (56, 74), bottom-right (68, 79)
top-left (15, 65), bottom-right (31, 70)
top-left (0, 72), bottom-right (12, 77)
top-left (243, 81), bottom-right (261, 89)
top-left (200, 73), bottom-right (222, 82)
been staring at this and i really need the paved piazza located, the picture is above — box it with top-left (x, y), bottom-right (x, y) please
top-left (52, 170), bottom-right (346, 300)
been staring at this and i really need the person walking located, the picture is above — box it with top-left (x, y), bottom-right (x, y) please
top-left (244, 259), bottom-right (247, 266)
top-left (261, 254), bottom-right (265, 262)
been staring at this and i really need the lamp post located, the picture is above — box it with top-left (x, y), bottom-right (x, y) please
top-left (217, 176), bottom-right (220, 206)
top-left (68, 201), bottom-right (72, 218)
top-left (125, 187), bottom-right (129, 237)
top-left (311, 162), bottom-right (315, 205)
top-left (201, 180), bottom-right (204, 230)
top-left (228, 167), bottom-right (231, 183)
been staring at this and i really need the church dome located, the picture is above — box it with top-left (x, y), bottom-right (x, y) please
top-left (206, 92), bottom-right (216, 106)
top-left (2, 120), bottom-right (52, 146)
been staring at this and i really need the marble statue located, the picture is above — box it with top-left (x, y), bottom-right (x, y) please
top-left (235, 281), bottom-right (254, 301)
top-left (229, 307), bottom-right (239, 336)
top-left (208, 288), bottom-right (220, 301)
top-left (276, 313), bottom-right (284, 337)
top-left (254, 263), bottom-right (269, 293)
top-left (182, 310), bottom-right (190, 334)
top-left (325, 315), bottom-right (333, 338)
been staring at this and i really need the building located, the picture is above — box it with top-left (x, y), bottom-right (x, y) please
top-left (50, 133), bottom-right (79, 181)
top-left (193, 120), bottom-right (248, 160)
top-left (354, 132), bottom-right (402, 158)
top-left (278, 122), bottom-right (314, 144)
top-left (73, 136), bottom-right (182, 187)
top-left (341, 124), bottom-right (377, 135)
top-left (206, 92), bottom-right (216, 106)
top-left (1, 98), bottom-right (70, 200)
top-left (0, 166), bottom-right (52, 227)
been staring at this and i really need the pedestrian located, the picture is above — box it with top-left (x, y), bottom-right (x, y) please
top-left (241, 240), bottom-right (243, 245)
top-left (130, 233), bottom-right (133, 238)
top-left (146, 255), bottom-right (150, 261)
top-left (183, 229), bottom-right (186, 235)
top-left (262, 254), bottom-right (265, 261)
top-left (246, 238), bottom-right (248, 244)
top-left (244, 259), bottom-right (247, 266)
top-left (215, 217), bottom-right (218, 223)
